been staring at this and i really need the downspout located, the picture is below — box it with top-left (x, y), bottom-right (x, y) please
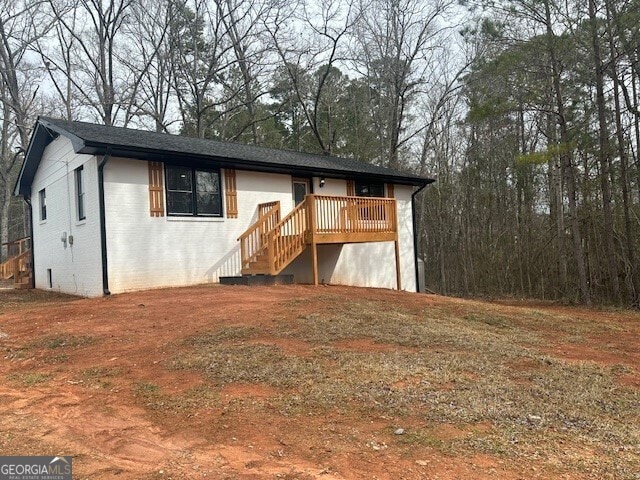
top-left (98, 149), bottom-right (112, 295)
top-left (411, 182), bottom-right (430, 293)
top-left (23, 196), bottom-right (34, 289)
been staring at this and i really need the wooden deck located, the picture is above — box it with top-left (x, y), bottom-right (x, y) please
top-left (239, 195), bottom-right (401, 289)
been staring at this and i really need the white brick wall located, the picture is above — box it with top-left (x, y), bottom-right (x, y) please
top-left (32, 147), bottom-right (419, 296)
top-left (31, 136), bottom-right (103, 296)
top-left (286, 180), bottom-right (417, 292)
top-left (103, 158), bottom-right (296, 293)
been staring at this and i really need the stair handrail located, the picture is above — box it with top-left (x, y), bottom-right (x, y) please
top-left (266, 197), bottom-right (310, 274)
top-left (238, 201), bottom-right (281, 269)
top-left (2, 236), bottom-right (31, 258)
top-left (0, 257), bottom-right (14, 280)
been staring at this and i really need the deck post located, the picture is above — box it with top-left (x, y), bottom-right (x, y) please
top-left (308, 195), bottom-right (319, 286)
top-left (311, 242), bottom-right (319, 286)
top-left (394, 237), bottom-right (402, 291)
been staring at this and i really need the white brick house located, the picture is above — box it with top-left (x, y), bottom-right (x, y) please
top-left (15, 117), bottom-right (432, 297)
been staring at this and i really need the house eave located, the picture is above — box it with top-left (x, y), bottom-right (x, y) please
top-left (14, 118), bottom-right (87, 197)
top-left (79, 141), bottom-right (433, 187)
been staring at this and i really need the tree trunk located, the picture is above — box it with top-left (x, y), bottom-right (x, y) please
top-left (589, 0), bottom-right (620, 302)
top-left (0, 190), bottom-right (10, 262)
top-left (610, 56), bottom-right (639, 305)
top-left (544, 0), bottom-right (591, 305)
top-left (547, 111), bottom-right (568, 295)
top-left (633, 64), bottom-right (640, 201)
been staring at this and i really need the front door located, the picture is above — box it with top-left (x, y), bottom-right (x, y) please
top-left (292, 178), bottom-right (311, 205)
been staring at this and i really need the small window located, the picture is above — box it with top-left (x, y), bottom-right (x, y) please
top-left (165, 165), bottom-right (222, 216)
top-left (39, 189), bottom-right (47, 221)
top-left (355, 181), bottom-right (385, 197)
top-left (47, 269), bottom-right (52, 288)
top-left (75, 166), bottom-right (85, 221)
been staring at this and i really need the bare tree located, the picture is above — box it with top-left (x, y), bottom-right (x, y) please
top-left (120, 0), bottom-right (177, 131)
top-left (264, 0), bottom-right (359, 154)
top-left (212, 0), bottom-right (273, 143)
top-left (169, 0), bottom-right (240, 138)
top-left (0, 0), bottom-right (49, 259)
top-left (354, 0), bottom-right (454, 169)
top-left (41, 0), bottom-right (133, 125)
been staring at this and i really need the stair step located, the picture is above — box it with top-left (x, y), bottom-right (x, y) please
top-left (249, 260), bottom-right (269, 269)
top-left (220, 274), bottom-right (294, 286)
top-left (242, 267), bottom-right (271, 275)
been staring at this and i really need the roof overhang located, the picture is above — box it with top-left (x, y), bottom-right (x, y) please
top-left (14, 118), bottom-right (87, 197)
top-left (15, 118), bottom-right (434, 198)
top-left (78, 141), bottom-right (433, 187)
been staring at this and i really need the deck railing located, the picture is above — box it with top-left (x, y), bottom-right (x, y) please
top-left (238, 201), bottom-right (281, 270)
top-left (239, 195), bottom-right (397, 276)
top-left (312, 195), bottom-right (397, 234)
top-left (2, 236), bottom-right (30, 259)
top-left (1, 237), bottom-right (32, 286)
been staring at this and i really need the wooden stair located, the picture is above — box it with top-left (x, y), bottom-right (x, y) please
top-left (1, 237), bottom-right (33, 290)
top-left (239, 200), bottom-right (309, 276)
top-left (244, 254), bottom-right (271, 274)
top-left (237, 195), bottom-right (400, 287)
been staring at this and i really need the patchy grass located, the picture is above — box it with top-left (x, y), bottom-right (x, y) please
top-left (276, 300), bottom-right (543, 351)
top-left (78, 366), bottom-right (122, 389)
top-left (2, 285), bottom-right (639, 479)
top-left (31, 335), bottom-right (97, 350)
top-left (172, 343), bottom-right (324, 389)
top-left (2, 334), bottom-right (95, 363)
top-left (7, 372), bottom-right (52, 386)
top-left (169, 297), bottom-right (640, 479)
top-left (133, 381), bottom-right (219, 415)
top-left (0, 290), bottom-right (78, 312)
top-left (183, 325), bottom-right (259, 346)
top-left (464, 313), bottom-right (510, 328)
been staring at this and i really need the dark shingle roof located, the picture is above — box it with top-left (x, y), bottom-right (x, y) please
top-left (16, 117), bottom-right (432, 196)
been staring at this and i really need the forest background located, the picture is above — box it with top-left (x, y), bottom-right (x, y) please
top-left (1, 0), bottom-right (639, 306)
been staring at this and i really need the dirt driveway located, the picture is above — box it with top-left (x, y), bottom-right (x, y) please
top-left (1, 285), bottom-right (638, 479)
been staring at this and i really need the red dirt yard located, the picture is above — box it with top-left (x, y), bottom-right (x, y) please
top-left (1, 285), bottom-right (639, 479)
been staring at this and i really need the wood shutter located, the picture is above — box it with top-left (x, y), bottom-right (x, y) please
top-left (386, 183), bottom-right (394, 198)
top-left (346, 179), bottom-right (355, 196)
top-left (148, 161), bottom-right (165, 217)
top-left (224, 169), bottom-right (238, 218)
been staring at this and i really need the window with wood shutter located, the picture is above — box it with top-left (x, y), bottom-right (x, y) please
top-left (165, 165), bottom-right (221, 216)
top-left (346, 179), bottom-right (355, 196)
top-left (224, 169), bottom-right (238, 218)
top-left (148, 161), bottom-right (165, 217)
top-left (387, 184), bottom-right (394, 198)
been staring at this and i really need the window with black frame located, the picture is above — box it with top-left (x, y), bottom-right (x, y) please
top-left (165, 165), bottom-right (222, 216)
top-left (354, 180), bottom-right (386, 223)
top-left (76, 166), bottom-right (85, 221)
top-left (39, 189), bottom-right (46, 221)
top-left (354, 181), bottom-right (385, 197)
